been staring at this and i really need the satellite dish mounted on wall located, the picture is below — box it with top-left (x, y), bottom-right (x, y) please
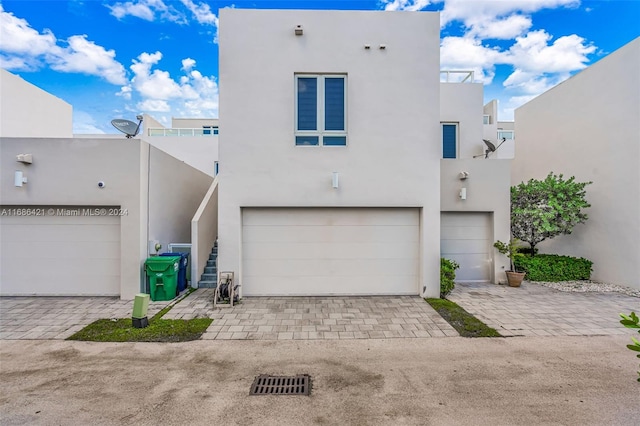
top-left (111, 115), bottom-right (143, 138)
top-left (473, 137), bottom-right (507, 159)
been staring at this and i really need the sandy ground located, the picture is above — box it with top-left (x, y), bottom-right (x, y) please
top-left (0, 336), bottom-right (638, 425)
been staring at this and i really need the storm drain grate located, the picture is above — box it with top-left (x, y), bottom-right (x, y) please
top-left (249, 374), bottom-right (311, 396)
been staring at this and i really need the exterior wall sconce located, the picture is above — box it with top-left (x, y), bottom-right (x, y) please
top-left (364, 44), bottom-right (371, 49)
top-left (459, 171), bottom-right (469, 180)
top-left (459, 187), bottom-right (467, 200)
top-left (16, 154), bottom-right (33, 164)
top-left (14, 170), bottom-right (28, 187)
top-left (332, 172), bottom-right (339, 189)
top-left (379, 44), bottom-right (386, 50)
top-left (295, 25), bottom-right (303, 36)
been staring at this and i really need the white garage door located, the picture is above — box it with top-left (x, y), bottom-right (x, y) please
top-left (242, 208), bottom-right (419, 296)
top-left (441, 212), bottom-right (491, 281)
top-left (0, 208), bottom-right (120, 295)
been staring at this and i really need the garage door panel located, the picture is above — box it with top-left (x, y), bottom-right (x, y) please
top-left (242, 275), bottom-right (418, 296)
top-left (8, 241), bottom-right (120, 259)
top-left (243, 225), bottom-right (418, 244)
top-left (243, 208), bottom-right (418, 226)
top-left (441, 240), bottom-right (490, 255)
top-left (2, 224), bottom-right (120, 242)
top-left (244, 242), bottom-right (418, 260)
top-left (441, 226), bottom-right (489, 240)
top-left (242, 208), bottom-right (419, 295)
top-left (0, 208), bottom-right (121, 296)
top-left (244, 258), bottom-right (418, 278)
top-left (443, 254), bottom-right (491, 281)
top-left (441, 212), bottom-right (492, 282)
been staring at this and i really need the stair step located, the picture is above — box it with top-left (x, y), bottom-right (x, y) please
top-left (204, 266), bottom-right (216, 274)
top-left (201, 273), bottom-right (217, 281)
top-left (208, 254), bottom-right (217, 260)
top-left (198, 280), bottom-right (217, 289)
top-left (206, 260), bottom-right (216, 267)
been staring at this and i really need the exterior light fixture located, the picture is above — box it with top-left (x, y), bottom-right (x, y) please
top-left (16, 154), bottom-right (33, 164)
top-left (295, 25), bottom-right (303, 36)
top-left (459, 188), bottom-right (467, 200)
top-left (379, 44), bottom-right (386, 50)
top-left (14, 170), bottom-right (27, 187)
top-left (332, 172), bottom-right (339, 189)
top-left (459, 171), bottom-right (469, 180)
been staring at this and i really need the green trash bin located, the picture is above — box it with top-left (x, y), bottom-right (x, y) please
top-left (145, 256), bottom-right (180, 301)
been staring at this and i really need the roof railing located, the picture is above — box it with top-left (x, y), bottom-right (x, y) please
top-left (147, 127), bottom-right (218, 137)
top-left (440, 70), bottom-right (475, 83)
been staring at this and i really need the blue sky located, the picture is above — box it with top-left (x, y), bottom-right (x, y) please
top-left (1, 0), bottom-right (638, 133)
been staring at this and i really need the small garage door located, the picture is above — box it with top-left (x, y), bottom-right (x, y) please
top-left (0, 208), bottom-right (120, 295)
top-left (441, 212), bottom-right (491, 281)
top-left (242, 208), bottom-right (419, 296)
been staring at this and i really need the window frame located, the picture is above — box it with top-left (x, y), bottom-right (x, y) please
top-left (497, 130), bottom-right (514, 140)
top-left (441, 122), bottom-right (459, 159)
top-left (294, 74), bottom-right (347, 147)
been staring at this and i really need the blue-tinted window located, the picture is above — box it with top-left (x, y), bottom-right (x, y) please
top-left (323, 136), bottom-right (346, 146)
top-left (324, 78), bottom-right (345, 131)
top-left (442, 124), bottom-right (457, 159)
top-left (295, 136), bottom-right (319, 146)
top-left (297, 78), bottom-right (317, 131)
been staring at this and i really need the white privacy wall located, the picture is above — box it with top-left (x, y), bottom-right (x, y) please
top-left (218, 9), bottom-right (442, 297)
top-left (512, 37), bottom-right (640, 290)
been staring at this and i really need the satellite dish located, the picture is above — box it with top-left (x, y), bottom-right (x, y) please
top-left (111, 115), bottom-right (143, 138)
top-left (474, 137), bottom-right (507, 159)
top-left (483, 139), bottom-right (497, 152)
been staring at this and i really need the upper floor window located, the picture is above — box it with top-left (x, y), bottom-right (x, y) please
top-left (442, 123), bottom-right (458, 159)
top-left (295, 74), bottom-right (347, 146)
top-left (203, 126), bottom-right (219, 135)
top-left (497, 130), bottom-right (514, 140)
top-left (483, 115), bottom-right (491, 125)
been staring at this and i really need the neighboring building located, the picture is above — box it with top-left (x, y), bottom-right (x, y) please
top-left (216, 9), bottom-right (510, 298)
top-left (512, 37), bottom-right (640, 290)
top-left (141, 115), bottom-right (219, 177)
top-left (0, 71), bottom-right (213, 299)
top-left (0, 69), bottom-right (72, 138)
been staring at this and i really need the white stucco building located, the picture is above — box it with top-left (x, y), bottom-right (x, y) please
top-left (512, 37), bottom-right (640, 290)
top-left (215, 9), bottom-right (510, 298)
top-left (0, 71), bottom-right (213, 299)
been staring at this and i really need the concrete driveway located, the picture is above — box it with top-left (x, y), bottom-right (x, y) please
top-left (0, 336), bottom-right (638, 425)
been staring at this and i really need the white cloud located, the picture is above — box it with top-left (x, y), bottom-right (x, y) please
top-left (50, 35), bottom-right (127, 85)
top-left (137, 99), bottom-right (170, 112)
top-left (505, 30), bottom-right (595, 74)
top-left (0, 5), bottom-right (57, 55)
top-left (466, 14), bottom-right (532, 40)
top-left (0, 6), bottom-right (127, 84)
top-left (180, 0), bottom-right (218, 25)
top-left (117, 85), bottom-right (133, 100)
top-left (107, 0), bottom-right (186, 24)
top-left (440, 36), bottom-right (504, 83)
top-left (73, 110), bottom-right (107, 134)
top-left (382, 0), bottom-right (432, 11)
top-left (127, 52), bottom-right (219, 119)
top-left (181, 58), bottom-right (196, 71)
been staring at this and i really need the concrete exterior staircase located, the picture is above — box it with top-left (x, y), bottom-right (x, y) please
top-left (198, 241), bottom-right (217, 288)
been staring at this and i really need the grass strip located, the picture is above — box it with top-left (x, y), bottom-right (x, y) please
top-left (426, 298), bottom-right (502, 338)
top-left (67, 288), bottom-right (212, 343)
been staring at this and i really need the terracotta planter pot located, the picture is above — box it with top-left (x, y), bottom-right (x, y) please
top-left (505, 271), bottom-right (526, 287)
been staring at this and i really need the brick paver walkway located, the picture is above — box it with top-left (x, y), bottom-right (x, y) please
top-left (0, 296), bottom-right (173, 340)
top-left (448, 282), bottom-right (638, 337)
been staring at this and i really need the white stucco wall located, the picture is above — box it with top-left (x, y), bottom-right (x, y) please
top-left (0, 137), bottom-right (145, 298)
top-left (0, 69), bottom-right (73, 138)
top-left (171, 118), bottom-right (219, 129)
top-left (440, 159), bottom-right (512, 282)
top-left (512, 37), bottom-right (640, 290)
top-left (218, 9), bottom-right (442, 297)
top-left (440, 83), bottom-right (484, 159)
top-left (148, 146), bottom-right (213, 256)
top-left (142, 135), bottom-right (218, 177)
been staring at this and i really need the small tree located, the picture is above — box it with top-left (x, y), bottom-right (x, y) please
top-left (511, 173), bottom-right (592, 255)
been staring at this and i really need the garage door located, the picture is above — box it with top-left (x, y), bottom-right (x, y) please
top-left (242, 208), bottom-right (419, 296)
top-left (0, 207), bottom-right (120, 295)
top-left (441, 212), bottom-right (491, 281)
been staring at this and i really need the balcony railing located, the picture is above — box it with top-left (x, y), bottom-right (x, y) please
top-left (147, 128), bottom-right (219, 137)
top-left (440, 70), bottom-right (475, 83)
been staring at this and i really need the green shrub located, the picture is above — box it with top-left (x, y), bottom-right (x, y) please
top-left (440, 258), bottom-right (459, 297)
top-left (619, 312), bottom-right (640, 382)
top-left (514, 254), bottom-right (592, 282)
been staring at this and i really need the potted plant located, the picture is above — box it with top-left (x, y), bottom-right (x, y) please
top-left (493, 239), bottom-right (526, 287)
